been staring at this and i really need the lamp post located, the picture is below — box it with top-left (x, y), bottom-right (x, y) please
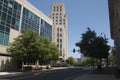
top-left (101, 32), bottom-right (109, 68)
top-left (101, 32), bottom-right (107, 43)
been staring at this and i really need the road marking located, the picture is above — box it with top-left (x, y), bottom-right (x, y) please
top-left (34, 72), bottom-right (40, 76)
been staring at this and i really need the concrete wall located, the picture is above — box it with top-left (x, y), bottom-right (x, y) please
top-left (0, 29), bottom-right (20, 71)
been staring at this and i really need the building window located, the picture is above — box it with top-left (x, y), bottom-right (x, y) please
top-left (57, 44), bottom-right (59, 48)
top-left (59, 23), bottom-right (62, 25)
top-left (0, 31), bottom-right (4, 45)
top-left (60, 28), bottom-right (62, 32)
top-left (57, 33), bottom-right (59, 37)
top-left (56, 20), bottom-right (58, 23)
top-left (60, 44), bottom-right (62, 48)
top-left (54, 6), bottom-right (55, 11)
top-left (60, 50), bottom-right (62, 56)
top-left (8, 0), bottom-right (14, 8)
top-left (2, 13), bottom-right (6, 22)
top-left (60, 39), bottom-right (62, 42)
top-left (57, 28), bottom-right (59, 31)
top-left (60, 6), bottom-right (62, 11)
top-left (0, 31), bottom-right (9, 46)
top-left (57, 6), bottom-right (58, 11)
top-left (60, 33), bottom-right (62, 37)
top-left (57, 38), bottom-right (59, 42)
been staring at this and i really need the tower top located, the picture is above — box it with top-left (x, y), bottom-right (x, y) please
top-left (51, 2), bottom-right (65, 13)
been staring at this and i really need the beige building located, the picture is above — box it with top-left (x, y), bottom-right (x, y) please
top-left (49, 3), bottom-right (68, 60)
top-left (108, 0), bottom-right (120, 69)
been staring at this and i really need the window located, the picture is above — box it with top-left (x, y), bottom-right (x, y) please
top-left (57, 38), bottom-right (59, 42)
top-left (53, 6), bottom-right (55, 11)
top-left (15, 20), bottom-right (19, 26)
top-left (0, 25), bottom-right (4, 32)
top-left (12, 18), bottom-right (15, 25)
top-left (60, 39), bottom-right (62, 42)
top-left (57, 28), bottom-right (59, 31)
top-left (57, 44), bottom-right (59, 47)
top-left (60, 50), bottom-right (62, 55)
top-left (60, 6), bottom-right (62, 11)
top-left (60, 33), bottom-right (62, 37)
top-left (60, 44), bottom-right (62, 48)
top-left (4, 0), bottom-right (8, 4)
top-left (4, 33), bottom-right (9, 46)
top-left (57, 6), bottom-right (58, 11)
top-left (56, 20), bottom-right (58, 22)
top-left (60, 28), bottom-right (62, 31)
top-left (5, 27), bottom-right (10, 33)
top-left (57, 33), bottom-right (59, 37)
top-left (0, 31), bottom-right (4, 45)
top-left (8, 0), bottom-right (14, 8)
top-left (7, 15), bottom-right (11, 23)
top-left (2, 13), bottom-right (6, 22)
top-left (3, 7), bottom-right (7, 13)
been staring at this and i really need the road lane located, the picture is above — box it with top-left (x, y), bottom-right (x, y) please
top-left (0, 67), bottom-right (86, 80)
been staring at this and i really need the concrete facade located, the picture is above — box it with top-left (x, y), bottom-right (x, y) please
top-left (0, 0), bottom-right (53, 71)
top-left (49, 3), bottom-right (68, 60)
top-left (108, 0), bottom-right (120, 68)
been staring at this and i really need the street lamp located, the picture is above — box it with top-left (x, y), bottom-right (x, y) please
top-left (101, 32), bottom-right (107, 44)
top-left (101, 32), bottom-right (106, 40)
top-left (101, 32), bottom-right (109, 67)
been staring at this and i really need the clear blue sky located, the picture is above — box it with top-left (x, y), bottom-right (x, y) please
top-left (29, 0), bottom-right (114, 58)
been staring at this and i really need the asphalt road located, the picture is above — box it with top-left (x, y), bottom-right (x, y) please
top-left (0, 67), bottom-right (86, 80)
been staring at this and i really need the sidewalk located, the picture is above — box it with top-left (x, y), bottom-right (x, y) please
top-left (72, 67), bottom-right (120, 80)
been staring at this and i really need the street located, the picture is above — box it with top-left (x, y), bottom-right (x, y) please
top-left (0, 67), bottom-right (86, 80)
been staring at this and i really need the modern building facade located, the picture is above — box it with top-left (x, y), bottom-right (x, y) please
top-left (0, 0), bottom-right (52, 71)
top-left (108, 0), bottom-right (120, 69)
top-left (49, 3), bottom-right (68, 60)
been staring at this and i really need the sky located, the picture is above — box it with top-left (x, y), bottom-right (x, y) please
top-left (29, 0), bottom-right (114, 58)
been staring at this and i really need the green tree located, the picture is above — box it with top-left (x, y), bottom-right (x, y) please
top-left (109, 47), bottom-right (116, 66)
top-left (7, 30), bottom-right (59, 68)
top-left (66, 57), bottom-right (75, 66)
top-left (76, 28), bottom-right (110, 68)
top-left (82, 57), bottom-right (95, 66)
top-left (76, 28), bottom-right (96, 57)
top-left (7, 30), bottom-right (41, 64)
top-left (46, 44), bottom-right (59, 66)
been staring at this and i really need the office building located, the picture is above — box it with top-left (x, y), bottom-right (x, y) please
top-left (108, 0), bottom-right (120, 69)
top-left (49, 3), bottom-right (68, 60)
top-left (0, 0), bottom-right (52, 71)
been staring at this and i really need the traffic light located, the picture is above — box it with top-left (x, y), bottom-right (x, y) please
top-left (73, 48), bottom-right (75, 53)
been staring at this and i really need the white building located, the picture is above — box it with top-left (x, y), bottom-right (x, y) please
top-left (0, 0), bottom-right (52, 71)
top-left (49, 3), bottom-right (68, 60)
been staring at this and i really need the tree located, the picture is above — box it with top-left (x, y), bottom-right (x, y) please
top-left (82, 57), bottom-right (95, 66)
top-left (7, 30), bottom-right (41, 64)
top-left (46, 44), bottom-right (59, 66)
top-left (76, 28), bottom-right (110, 68)
top-left (66, 57), bottom-right (75, 66)
top-left (76, 28), bottom-right (96, 57)
top-left (7, 30), bottom-right (59, 68)
top-left (109, 47), bottom-right (116, 66)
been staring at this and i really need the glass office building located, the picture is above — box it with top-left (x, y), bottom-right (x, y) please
top-left (0, 0), bottom-right (52, 71)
